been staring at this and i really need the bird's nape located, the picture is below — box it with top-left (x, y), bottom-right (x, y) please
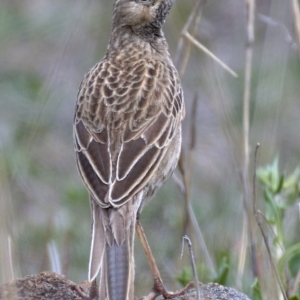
top-left (112, 0), bottom-right (175, 29)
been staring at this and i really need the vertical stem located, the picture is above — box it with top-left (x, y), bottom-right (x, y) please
top-left (0, 153), bottom-right (19, 282)
top-left (291, 0), bottom-right (300, 60)
top-left (238, 0), bottom-right (256, 286)
top-left (243, 0), bottom-right (255, 179)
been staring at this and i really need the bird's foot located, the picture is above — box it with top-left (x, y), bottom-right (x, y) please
top-left (142, 278), bottom-right (195, 300)
top-left (155, 279), bottom-right (195, 299)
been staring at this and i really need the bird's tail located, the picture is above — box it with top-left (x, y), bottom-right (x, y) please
top-left (89, 199), bottom-right (135, 300)
top-left (105, 231), bottom-right (134, 300)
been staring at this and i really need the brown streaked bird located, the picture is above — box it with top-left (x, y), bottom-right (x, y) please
top-left (73, 0), bottom-right (185, 299)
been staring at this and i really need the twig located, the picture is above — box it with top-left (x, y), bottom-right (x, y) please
top-left (181, 235), bottom-right (201, 300)
top-left (182, 31), bottom-right (238, 78)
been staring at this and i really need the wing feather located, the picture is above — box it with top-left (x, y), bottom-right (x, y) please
top-left (111, 147), bottom-right (166, 207)
top-left (75, 121), bottom-right (111, 184)
top-left (117, 139), bottom-right (149, 181)
top-left (141, 113), bottom-right (169, 145)
top-left (77, 151), bottom-right (109, 206)
top-left (111, 146), bottom-right (161, 202)
top-left (74, 57), bottom-right (184, 208)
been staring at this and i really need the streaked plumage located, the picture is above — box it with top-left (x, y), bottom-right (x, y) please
top-left (73, 0), bottom-right (185, 299)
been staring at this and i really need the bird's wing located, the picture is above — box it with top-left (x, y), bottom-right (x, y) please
top-left (74, 58), bottom-right (184, 209)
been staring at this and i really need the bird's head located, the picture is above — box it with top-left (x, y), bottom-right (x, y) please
top-left (112, 0), bottom-right (174, 30)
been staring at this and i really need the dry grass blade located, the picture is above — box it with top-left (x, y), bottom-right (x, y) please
top-left (257, 14), bottom-right (295, 46)
top-left (236, 215), bottom-right (248, 289)
top-left (0, 154), bottom-right (19, 283)
top-left (175, 94), bottom-right (198, 238)
top-left (177, 0), bottom-right (205, 76)
top-left (174, 92), bottom-right (215, 274)
top-left (190, 94), bottom-right (198, 151)
top-left (47, 242), bottom-right (62, 275)
top-left (252, 144), bottom-right (260, 215)
top-left (172, 174), bottom-right (216, 277)
top-left (182, 94), bottom-right (198, 235)
top-left (172, 173), bottom-right (186, 197)
top-left (187, 203), bottom-right (216, 277)
top-left (291, 0), bottom-right (300, 59)
top-left (243, 0), bottom-right (255, 173)
top-left (175, 0), bottom-right (206, 69)
top-left (183, 31), bottom-right (238, 78)
top-left (7, 237), bottom-right (14, 280)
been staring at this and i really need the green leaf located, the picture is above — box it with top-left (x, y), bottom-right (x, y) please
top-left (213, 255), bottom-right (229, 285)
top-left (263, 189), bottom-right (279, 224)
top-left (251, 277), bottom-right (263, 300)
top-left (176, 267), bottom-right (193, 287)
top-left (277, 243), bottom-right (300, 277)
top-left (284, 168), bottom-right (300, 189)
top-left (257, 167), bottom-right (270, 187)
top-left (196, 262), bottom-right (212, 283)
top-left (275, 174), bottom-right (284, 194)
top-left (270, 157), bottom-right (280, 193)
top-left (288, 296), bottom-right (300, 300)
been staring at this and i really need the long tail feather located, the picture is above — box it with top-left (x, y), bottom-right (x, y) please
top-left (89, 198), bottom-right (136, 300)
top-left (89, 200), bottom-right (106, 281)
top-left (106, 239), bottom-right (130, 300)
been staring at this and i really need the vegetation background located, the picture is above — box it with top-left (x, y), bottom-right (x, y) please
top-left (0, 0), bottom-right (299, 299)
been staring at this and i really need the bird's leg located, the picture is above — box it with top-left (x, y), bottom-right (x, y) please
top-left (136, 221), bottom-right (194, 299)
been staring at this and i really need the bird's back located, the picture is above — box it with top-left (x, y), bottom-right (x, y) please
top-left (74, 34), bottom-right (184, 209)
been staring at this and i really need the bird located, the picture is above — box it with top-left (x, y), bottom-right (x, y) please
top-left (73, 0), bottom-right (185, 299)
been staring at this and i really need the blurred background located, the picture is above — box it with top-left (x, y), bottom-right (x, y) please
top-left (0, 0), bottom-right (299, 298)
